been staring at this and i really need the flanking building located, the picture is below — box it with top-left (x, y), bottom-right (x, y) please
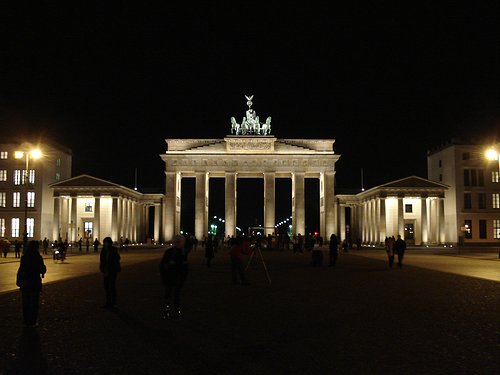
top-left (0, 138), bottom-right (72, 241)
top-left (49, 175), bottom-right (163, 243)
top-left (427, 140), bottom-right (500, 245)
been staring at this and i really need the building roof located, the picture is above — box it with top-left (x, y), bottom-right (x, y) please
top-left (50, 174), bottom-right (118, 188)
top-left (379, 176), bottom-right (448, 189)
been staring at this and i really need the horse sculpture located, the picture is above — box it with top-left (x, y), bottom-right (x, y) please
top-left (260, 117), bottom-right (272, 135)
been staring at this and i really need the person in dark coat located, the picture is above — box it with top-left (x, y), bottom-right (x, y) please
top-left (17, 240), bottom-right (46, 327)
top-left (394, 234), bottom-right (407, 268)
top-left (204, 235), bottom-right (215, 267)
top-left (93, 238), bottom-right (100, 253)
top-left (329, 233), bottom-right (339, 267)
top-left (160, 235), bottom-right (189, 318)
top-left (14, 240), bottom-right (22, 258)
top-left (99, 237), bottom-right (121, 308)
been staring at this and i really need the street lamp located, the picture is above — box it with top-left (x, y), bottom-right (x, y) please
top-left (485, 146), bottom-right (500, 258)
top-left (14, 149), bottom-right (42, 251)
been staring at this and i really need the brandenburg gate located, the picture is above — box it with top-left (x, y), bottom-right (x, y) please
top-left (161, 96), bottom-right (340, 241)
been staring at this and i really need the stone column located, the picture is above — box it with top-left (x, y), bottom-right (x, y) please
top-left (322, 172), bottom-right (335, 239)
top-left (111, 196), bottom-right (118, 241)
top-left (264, 172), bottom-right (275, 236)
top-left (94, 195), bottom-right (100, 241)
top-left (70, 196), bottom-right (77, 242)
top-left (195, 172), bottom-right (209, 241)
top-left (438, 198), bottom-right (445, 244)
top-left (145, 205), bottom-right (150, 240)
top-left (292, 172), bottom-right (305, 236)
top-left (379, 197), bottom-right (386, 244)
top-left (154, 204), bottom-right (161, 242)
top-left (225, 172), bottom-right (237, 237)
top-left (398, 197), bottom-right (405, 237)
top-left (420, 196), bottom-right (428, 245)
top-left (164, 172), bottom-right (180, 240)
top-left (339, 205), bottom-right (346, 240)
top-left (53, 196), bottom-right (60, 241)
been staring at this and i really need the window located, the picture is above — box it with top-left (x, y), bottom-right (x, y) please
top-left (84, 221), bottom-right (93, 237)
top-left (0, 192), bottom-right (5, 207)
top-left (479, 220), bottom-right (487, 239)
top-left (493, 193), bottom-right (500, 209)
top-left (478, 193), bottom-right (486, 209)
top-left (27, 218), bottom-right (34, 238)
top-left (492, 171), bottom-right (499, 183)
top-left (462, 152), bottom-right (470, 160)
top-left (11, 218), bottom-right (20, 237)
top-left (463, 193), bottom-right (472, 209)
top-left (0, 170), bottom-right (6, 181)
top-left (13, 192), bottom-right (20, 207)
top-left (439, 174), bottom-right (442, 182)
top-left (494, 220), bottom-right (500, 239)
top-left (0, 218), bottom-right (4, 237)
top-left (438, 160), bottom-right (442, 167)
top-left (478, 170), bottom-right (484, 186)
top-left (405, 204), bottom-right (413, 213)
top-left (27, 192), bottom-right (35, 208)
top-left (28, 170), bottom-right (35, 184)
top-left (464, 169), bottom-right (484, 186)
top-left (56, 158), bottom-right (61, 166)
top-left (14, 170), bottom-right (22, 185)
top-left (55, 172), bottom-right (60, 181)
top-left (85, 203), bottom-right (93, 212)
top-left (464, 220), bottom-right (472, 239)
top-left (0, 151), bottom-right (7, 159)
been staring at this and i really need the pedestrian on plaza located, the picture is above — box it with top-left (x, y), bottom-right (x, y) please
top-left (205, 234), bottom-right (215, 267)
top-left (78, 238), bottom-right (82, 252)
top-left (16, 240), bottom-right (46, 327)
top-left (2, 237), bottom-right (10, 258)
top-left (160, 235), bottom-right (190, 318)
top-left (305, 234), bottom-right (315, 252)
top-left (93, 238), bottom-right (100, 253)
top-left (99, 237), bottom-right (121, 309)
top-left (86, 237), bottom-right (90, 253)
top-left (329, 233), bottom-right (339, 267)
top-left (385, 236), bottom-right (395, 268)
top-left (14, 240), bottom-right (22, 258)
top-left (394, 234), bottom-right (407, 268)
top-left (229, 235), bottom-right (251, 285)
top-left (341, 239), bottom-right (349, 253)
top-left (42, 237), bottom-right (49, 255)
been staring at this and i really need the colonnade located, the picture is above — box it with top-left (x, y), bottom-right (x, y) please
top-left (163, 171), bottom-right (337, 241)
top-left (52, 194), bottom-right (151, 243)
top-left (340, 195), bottom-right (445, 246)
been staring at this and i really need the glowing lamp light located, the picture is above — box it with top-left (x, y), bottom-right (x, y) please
top-left (485, 148), bottom-right (499, 161)
top-left (14, 151), bottom-right (24, 159)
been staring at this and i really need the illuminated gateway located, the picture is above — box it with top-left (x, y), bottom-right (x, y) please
top-left (4, 96), bottom-right (498, 246)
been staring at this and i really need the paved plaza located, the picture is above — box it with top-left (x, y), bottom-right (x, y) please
top-left (0, 246), bottom-right (498, 374)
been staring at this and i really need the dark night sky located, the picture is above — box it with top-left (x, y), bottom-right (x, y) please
top-left (1, 2), bottom-right (499, 231)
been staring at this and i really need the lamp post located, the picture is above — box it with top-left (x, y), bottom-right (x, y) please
top-left (485, 146), bottom-right (500, 259)
top-left (14, 149), bottom-right (42, 252)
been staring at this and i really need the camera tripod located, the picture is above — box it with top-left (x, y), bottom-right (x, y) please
top-left (245, 245), bottom-right (272, 285)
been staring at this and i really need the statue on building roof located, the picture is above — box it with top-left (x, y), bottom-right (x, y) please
top-left (230, 95), bottom-right (272, 136)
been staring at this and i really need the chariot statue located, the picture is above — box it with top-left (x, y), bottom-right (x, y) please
top-left (230, 95), bottom-right (272, 135)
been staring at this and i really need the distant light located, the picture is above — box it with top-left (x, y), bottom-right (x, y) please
top-left (30, 149), bottom-right (42, 159)
top-left (214, 216), bottom-right (217, 219)
top-left (14, 151), bottom-right (24, 159)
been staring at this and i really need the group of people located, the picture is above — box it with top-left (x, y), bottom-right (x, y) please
top-left (15, 231), bottom-right (408, 328)
top-left (385, 235), bottom-right (407, 268)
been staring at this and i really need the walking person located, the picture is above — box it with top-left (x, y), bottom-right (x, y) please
top-left (394, 235), bottom-right (407, 268)
top-left (93, 238), bottom-right (100, 253)
top-left (2, 237), bottom-right (10, 258)
top-left (160, 235), bottom-right (190, 319)
top-left (99, 237), bottom-right (121, 309)
top-left (42, 237), bottom-right (49, 255)
top-left (229, 236), bottom-right (251, 285)
top-left (385, 236), bottom-right (395, 268)
top-left (205, 234), bottom-right (215, 267)
top-left (329, 233), bottom-right (339, 267)
top-left (14, 240), bottom-right (22, 258)
top-left (86, 237), bottom-right (90, 253)
top-left (16, 240), bottom-right (46, 327)
top-left (78, 238), bottom-right (82, 252)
